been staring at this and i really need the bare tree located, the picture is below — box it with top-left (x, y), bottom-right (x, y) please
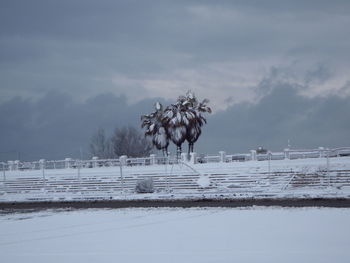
top-left (111, 126), bottom-right (152, 157)
top-left (89, 128), bottom-right (113, 159)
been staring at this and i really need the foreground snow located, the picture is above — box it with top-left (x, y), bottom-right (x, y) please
top-left (1, 207), bottom-right (350, 263)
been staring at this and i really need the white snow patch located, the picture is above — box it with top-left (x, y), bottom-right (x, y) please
top-left (197, 175), bottom-right (211, 188)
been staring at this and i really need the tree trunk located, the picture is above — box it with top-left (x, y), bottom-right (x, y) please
top-left (176, 145), bottom-right (182, 160)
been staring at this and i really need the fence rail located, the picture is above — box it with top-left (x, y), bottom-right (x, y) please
top-left (1, 147), bottom-right (350, 202)
top-left (1, 159), bottom-right (350, 202)
top-left (1, 147), bottom-right (350, 172)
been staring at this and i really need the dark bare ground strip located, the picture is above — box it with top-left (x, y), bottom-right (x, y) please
top-left (1, 198), bottom-right (350, 214)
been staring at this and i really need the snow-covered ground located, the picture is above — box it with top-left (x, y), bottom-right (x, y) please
top-left (1, 207), bottom-right (350, 263)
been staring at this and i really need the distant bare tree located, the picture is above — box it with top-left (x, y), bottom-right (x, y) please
top-left (89, 128), bottom-right (113, 159)
top-left (111, 126), bottom-right (152, 157)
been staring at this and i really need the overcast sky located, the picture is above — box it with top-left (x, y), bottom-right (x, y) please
top-left (1, 0), bottom-right (349, 160)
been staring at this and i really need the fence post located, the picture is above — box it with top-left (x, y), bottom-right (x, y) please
top-left (150, 154), bottom-right (156, 165)
top-left (268, 151), bottom-right (272, 175)
top-left (77, 160), bottom-right (81, 193)
top-left (327, 151), bottom-right (330, 188)
top-left (119, 155), bottom-right (127, 166)
top-left (2, 163), bottom-right (5, 181)
top-left (284, 148), bottom-right (290, 160)
top-left (219, 151), bottom-right (226, 163)
top-left (65, 158), bottom-right (72, 169)
top-left (39, 159), bottom-right (46, 190)
top-left (190, 152), bottom-right (197, 164)
top-left (319, 147), bottom-right (325, 158)
top-left (14, 160), bottom-right (20, 171)
top-left (2, 163), bottom-right (6, 194)
top-left (119, 156), bottom-right (126, 194)
top-left (165, 156), bottom-right (170, 192)
top-left (92, 156), bottom-right (99, 168)
top-left (7, 161), bottom-right (14, 171)
top-left (77, 160), bottom-right (81, 180)
top-left (250, 150), bottom-right (257, 161)
top-left (181, 153), bottom-right (188, 162)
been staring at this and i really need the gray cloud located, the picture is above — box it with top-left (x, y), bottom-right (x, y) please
top-left (0, 86), bottom-right (349, 161)
top-left (200, 83), bottom-right (350, 154)
top-left (0, 0), bottom-right (349, 160)
top-left (0, 92), bottom-right (171, 161)
top-left (1, 0), bottom-right (350, 107)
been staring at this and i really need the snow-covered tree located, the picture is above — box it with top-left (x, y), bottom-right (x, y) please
top-left (140, 91), bottom-right (211, 159)
top-left (163, 97), bottom-right (196, 159)
top-left (141, 102), bottom-right (170, 156)
top-left (183, 91), bottom-right (212, 155)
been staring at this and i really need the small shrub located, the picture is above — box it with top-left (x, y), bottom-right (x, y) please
top-left (135, 178), bottom-right (154, 193)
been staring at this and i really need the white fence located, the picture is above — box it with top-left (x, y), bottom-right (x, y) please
top-left (1, 147), bottom-right (350, 202)
top-left (202, 147), bottom-right (350, 163)
top-left (1, 147), bottom-right (350, 172)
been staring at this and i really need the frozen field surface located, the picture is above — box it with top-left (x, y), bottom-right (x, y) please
top-left (1, 207), bottom-right (350, 263)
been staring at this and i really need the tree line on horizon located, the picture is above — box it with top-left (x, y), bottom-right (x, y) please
top-left (89, 126), bottom-right (152, 159)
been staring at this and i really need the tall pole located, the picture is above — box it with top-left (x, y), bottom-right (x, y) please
top-left (166, 155), bottom-right (170, 192)
top-left (2, 163), bottom-right (5, 180)
top-left (78, 161), bottom-right (81, 183)
top-left (42, 163), bottom-right (45, 191)
top-left (120, 163), bottom-right (124, 194)
top-left (2, 163), bottom-right (6, 194)
top-left (268, 152), bottom-right (271, 176)
top-left (327, 151), bottom-right (330, 188)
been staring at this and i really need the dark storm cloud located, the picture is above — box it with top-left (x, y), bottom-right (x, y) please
top-left (0, 86), bottom-right (349, 161)
top-left (200, 83), bottom-right (350, 154)
top-left (197, 62), bottom-right (350, 153)
top-left (0, 92), bottom-right (171, 161)
top-left (0, 0), bottom-right (190, 100)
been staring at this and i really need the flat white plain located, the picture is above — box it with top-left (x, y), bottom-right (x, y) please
top-left (1, 207), bottom-right (349, 263)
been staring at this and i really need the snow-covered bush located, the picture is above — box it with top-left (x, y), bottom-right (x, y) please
top-left (135, 177), bottom-right (154, 193)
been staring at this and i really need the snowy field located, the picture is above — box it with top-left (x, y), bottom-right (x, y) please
top-left (1, 207), bottom-right (350, 263)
